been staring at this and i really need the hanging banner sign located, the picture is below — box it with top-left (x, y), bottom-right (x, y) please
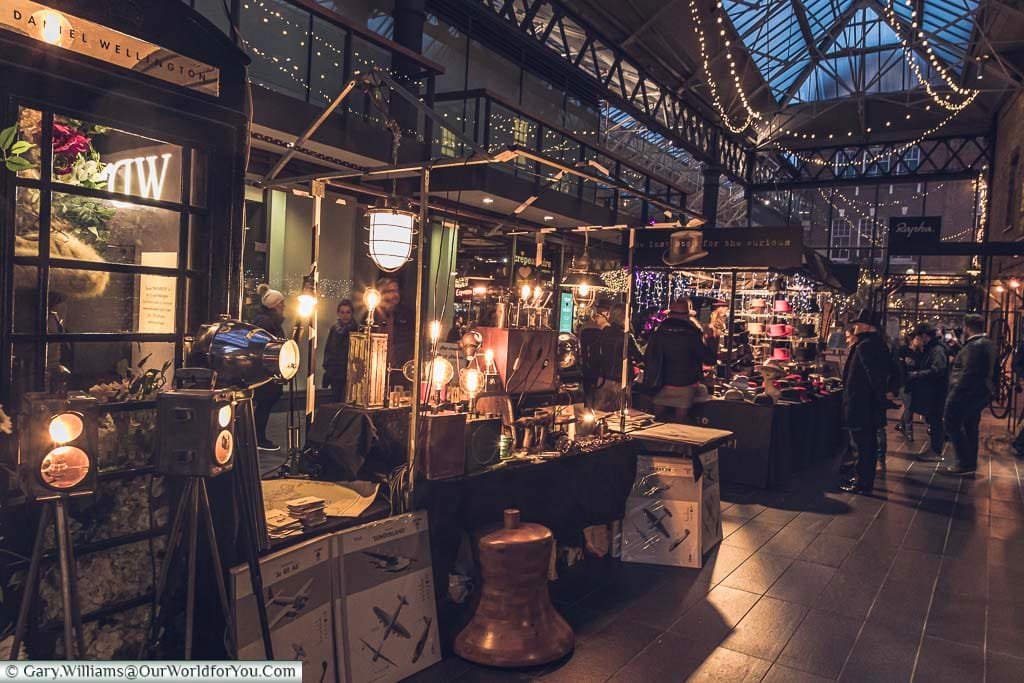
top-left (634, 226), bottom-right (803, 270)
top-left (888, 216), bottom-right (942, 255)
top-left (0, 0), bottom-right (220, 96)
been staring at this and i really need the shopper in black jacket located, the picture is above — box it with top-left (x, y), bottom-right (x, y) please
top-left (643, 298), bottom-right (715, 422)
top-left (252, 284), bottom-right (288, 451)
top-left (907, 322), bottom-right (948, 459)
top-left (323, 299), bottom-right (358, 403)
top-left (840, 309), bottom-right (890, 494)
top-left (943, 314), bottom-right (996, 475)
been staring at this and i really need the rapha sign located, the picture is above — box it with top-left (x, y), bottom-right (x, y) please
top-left (888, 216), bottom-right (942, 255)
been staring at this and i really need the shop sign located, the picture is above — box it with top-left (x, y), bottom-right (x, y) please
top-left (1, 1), bottom-right (220, 96)
top-left (634, 226), bottom-right (803, 270)
top-left (888, 216), bottom-right (942, 255)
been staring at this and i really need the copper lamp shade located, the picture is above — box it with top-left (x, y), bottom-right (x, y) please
top-left (455, 509), bottom-right (574, 667)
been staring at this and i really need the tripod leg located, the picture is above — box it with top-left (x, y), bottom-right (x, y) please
top-left (237, 398), bottom-right (274, 658)
top-left (198, 480), bottom-right (237, 657)
top-left (139, 477), bottom-right (192, 658)
top-left (11, 503), bottom-right (53, 659)
top-left (62, 512), bottom-right (86, 659)
top-left (53, 500), bottom-right (76, 660)
top-left (184, 479), bottom-right (200, 660)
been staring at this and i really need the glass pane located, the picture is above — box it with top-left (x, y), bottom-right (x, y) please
top-left (14, 186), bottom-right (39, 243)
top-left (96, 408), bottom-right (158, 472)
top-left (53, 341), bottom-right (176, 395)
top-left (52, 192), bottom-right (181, 267)
top-left (240, 0), bottom-right (311, 101)
top-left (11, 342), bottom-right (38, 409)
top-left (13, 107), bottom-right (42, 179)
top-left (310, 15), bottom-right (350, 107)
top-left (50, 269), bottom-right (177, 334)
top-left (12, 265), bottom-right (39, 333)
top-left (190, 148), bottom-right (207, 208)
top-left (189, 213), bottom-right (209, 271)
top-left (52, 115), bottom-right (183, 203)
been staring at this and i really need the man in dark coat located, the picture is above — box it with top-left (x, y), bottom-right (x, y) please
top-left (362, 277), bottom-right (415, 378)
top-left (943, 314), bottom-right (996, 475)
top-left (907, 321), bottom-right (948, 460)
top-left (642, 298), bottom-right (715, 422)
top-left (323, 299), bottom-right (358, 402)
top-left (840, 309), bottom-right (890, 494)
top-left (252, 284), bottom-right (288, 451)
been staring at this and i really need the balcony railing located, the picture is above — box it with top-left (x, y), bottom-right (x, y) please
top-left (433, 89), bottom-right (690, 223)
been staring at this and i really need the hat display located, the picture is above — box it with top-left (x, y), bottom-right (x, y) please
top-left (760, 363), bottom-right (786, 379)
top-left (769, 323), bottom-right (794, 337)
top-left (662, 229), bottom-right (708, 267)
top-left (747, 322), bottom-right (765, 335)
top-left (723, 389), bottom-right (746, 401)
top-left (748, 299), bottom-right (767, 311)
top-left (694, 383), bottom-right (712, 403)
top-left (773, 299), bottom-right (793, 313)
top-left (772, 347), bottom-right (792, 362)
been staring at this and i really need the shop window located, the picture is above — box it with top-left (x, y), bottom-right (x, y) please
top-left (8, 107), bottom-right (206, 395)
top-left (831, 221), bottom-right (852, 261)
top-left (439, 127), bottom-right (459, 158)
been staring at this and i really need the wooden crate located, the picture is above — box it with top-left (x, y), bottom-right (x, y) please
top-left (346, 332), bottom-right (389, 408)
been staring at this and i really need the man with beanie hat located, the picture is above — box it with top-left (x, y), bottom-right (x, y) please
top-left (840, 308), bottom-right (890, 494)
top-left (251, 283), bottom-right (288, 451)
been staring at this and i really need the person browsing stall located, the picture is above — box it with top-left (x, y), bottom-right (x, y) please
top-left (905, 321), bottom-right (948, 460)
top-left (323, 299), bottom-right (358, 403)
top-left (363, 276), bottom-right (414, 372)
top-left (642, 297), bottom-right (715, 422)
top-left (251, 284), bottom-right (287, 451)
top-left (840, 309), bottom-right (891, 494)
top-left (943, 314), bottom-right (996, 476)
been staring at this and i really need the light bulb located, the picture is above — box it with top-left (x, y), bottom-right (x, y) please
top-left (429, 320), bottom-right (442, 345)
top-left (996, 284), bottom-right (1006, 293)
top-left (49, 412), bottom-right (83, 444)
top-left (533, 285), bottom-right (543, 302)
top-left (578, 283), bottom-right (591, 298)
top-left (484, 348), bottom-right (494, 371)
top-left (364, 288), bottom-right (381, 311)
top-left (1011, 279), bottom-right (1020, 290)
top-left (520, 284), bottom-right (532, 301)
top-left (297, 293), bottom-right (317, 319)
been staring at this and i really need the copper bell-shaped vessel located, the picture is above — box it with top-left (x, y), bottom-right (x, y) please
top-left (455, 509), bottom-right (574, 667)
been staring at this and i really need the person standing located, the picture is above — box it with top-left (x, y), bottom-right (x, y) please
top-left (364, 276), bottom-right (414, 373)
top-left (579, 301), bottom-right (612, 409)
top-left (642, 298), bottom-right (715, 422)
top-left (589, 303), bottom-right (643, 411)
top-left (906, 322), bottom-right (948, 460)
top-left (943, 314), bottom-right (996, 476)
top-left (840, 309), bottom-right (890, 494)
top-left (323, 299), bottom-right (358, 403)
top-left (252, 284), bottom-right (287, 451)
top-left (895, 332), bottom-right (921, 440)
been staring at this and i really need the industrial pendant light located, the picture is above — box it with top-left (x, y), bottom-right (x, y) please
top-left (561, 232), bottom-right (606, 310)
top-left (366, 198), bottom-right (416, 272)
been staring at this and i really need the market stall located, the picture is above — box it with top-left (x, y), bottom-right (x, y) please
top-left (630, 227), bottom-right (854, 488)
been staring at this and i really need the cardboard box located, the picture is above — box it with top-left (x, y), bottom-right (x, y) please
top-left (332, 512), bottom-right (440, 683)
top-left (621, 452), bottom-right (723, 568)
top-left (231, 536), bottom-right (337, 683)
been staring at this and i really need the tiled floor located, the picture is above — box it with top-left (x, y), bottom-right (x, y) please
top-left (410, 413), bottom-right (1024, 682)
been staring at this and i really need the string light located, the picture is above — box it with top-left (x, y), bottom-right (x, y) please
top-left (689, 0), bottom-right (755, 134)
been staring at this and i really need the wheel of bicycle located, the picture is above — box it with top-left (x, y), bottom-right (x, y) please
top-left (990, 374), bottom-right (1012, 419)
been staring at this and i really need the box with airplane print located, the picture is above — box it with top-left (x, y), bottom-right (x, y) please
top-left (231, 535), bottom-right (337, 683)
top-left (331, 511), bottom-right (440, 683)
top-left (621, 452), bottom-right (723, 568)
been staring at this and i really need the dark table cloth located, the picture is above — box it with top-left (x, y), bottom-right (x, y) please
top-left (415, 436), bottom-right (638, 596)
top-left (690, 391), bottom-right (843, 488)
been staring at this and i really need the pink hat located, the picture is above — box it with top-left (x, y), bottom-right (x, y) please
top-left (772, 347), bottom-right (792, 361)
top-left (773, 299), bottom-right (792, 313)
top-left (769, 324), bottom-right (794, 337)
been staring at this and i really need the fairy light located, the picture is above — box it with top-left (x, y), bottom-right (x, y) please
top-left (689, 0), bottom-right (755, 134)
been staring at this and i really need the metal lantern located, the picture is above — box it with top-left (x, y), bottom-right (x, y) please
top-left (562, 251), bottom-right (606, 310)
top-left (366, 199), bottom-right (416, 272)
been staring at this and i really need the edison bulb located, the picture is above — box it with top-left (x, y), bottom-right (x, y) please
top-left (297, 293), bottom-right (317, 319)
top-left (429, 320), bottom-right (442, 345)
top-left (461, 367), bottom-right (483, 396)
top-left (364, 288), bottom-right (382, 311)
top-left (533, 285), bottom-right (543, 301)
top-left (578, 283), bottom-right (591, 298)
top-left (48, 412), bottom-right (83, 444)
top-left (520, 284), bottom-right (532, 300)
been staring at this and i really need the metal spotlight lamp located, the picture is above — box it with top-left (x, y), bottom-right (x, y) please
top-left (297, 271), bottom-right (318, 321)
top-left (561, 237), bottom-right (606, 310)
top-left (20, 394), bottom-right (100, 500)
top-left (189, 317), bottom-right (301, 391)
top-left (366, 198), bottom-right (416, 273)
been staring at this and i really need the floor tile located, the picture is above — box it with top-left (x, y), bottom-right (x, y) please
top-left (988, 561), bottom-right (1024, 603)
top-left (788, 511), bottom-right (835, 535)
top-left (839, 541), bottom-right (898, 579)
top-left (760, 664), bottom-right (831, 683)
top-left (824, 513), bottom-right (876, 539)
top-left (988, 600), bottom-right (1024, 657)
top-left (911, 636), bottom-right (983, 683)
top-left (720, 596), bottom-right (808, 661)
top-left (755, 508), bottom-right (801, 527)
top-left (766, 561), bottom-right (836, 606)
top-left (814, 569), bottom-right (885, 620)
top-left (924, 593), bottom-right (985, 647)
top-left (868, 578), bottom-right (934, 630)
top-left (724, 503), bottom-right (767, 520)
top-left (777, 609), bottom-right (861, 679)
top-left (684, 646), bottom-right (771, 683)
top-left (668, 585), bottom-right (760, 648)
top-left (605, 632), bottom-right (707, 683)
top-left (760, 526), bottom-right (819, 558)
top-left (720, 551), bottom-right (793, 594)
top-left (986, 650), bottom-right (1024, 683)
top-left (799, 534), bottom-right (858, 567)
top-left (538, 620), bottom-right (660, 683)
top-left (839, 619), bottom-right (919, 683)
top-left (721, 521), bottom-right (784, 550)
top-left (706, 544), bottom-right (757, 585)
top-left (934, 556), bottom-right (987, 599)
top-left (887, 548), bottom-right (942, 583)
top-left (615, 568), bottom-right (711, 631)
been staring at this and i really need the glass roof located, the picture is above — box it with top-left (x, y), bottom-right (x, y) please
top-left (721, 0), bottom-right (980, 105)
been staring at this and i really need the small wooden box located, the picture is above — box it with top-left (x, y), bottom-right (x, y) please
top-left (417, 411), bottom-right (467, 480)
top-left (346, 332), bottom-right (388, 408)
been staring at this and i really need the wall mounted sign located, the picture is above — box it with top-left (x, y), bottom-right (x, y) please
top-left (887, 216), bottom-right (942, 255)
top-left (635, 226), bottom-right (803, 270)
top-left (1, 1), bottom-right (220, 96)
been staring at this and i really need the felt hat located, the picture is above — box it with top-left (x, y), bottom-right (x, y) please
top-left (773, 299), bottom-right (793, 313)
top-left (769, 324), bottom-right (794, 337)
top-left (772, 347), bottom-right (792, 362)
top-left (663, 229), bottom-right (709, 267)
top-left (748, 299), bottom-right (767, 311)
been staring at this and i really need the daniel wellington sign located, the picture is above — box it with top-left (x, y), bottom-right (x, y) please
top-left (1, 1), bottom-right (220, 96)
